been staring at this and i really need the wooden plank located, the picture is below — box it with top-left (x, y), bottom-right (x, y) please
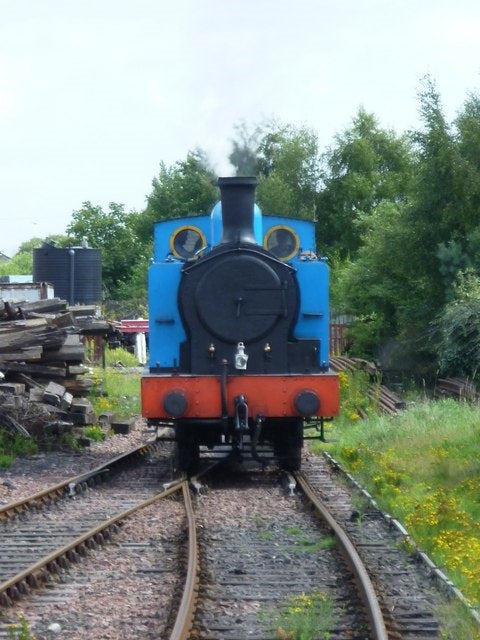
top-left (41, 345), bottom-right (85, 362)
top-left (70, 397), bottom-right (94, 414)
top-left (4, 362), bottom-right (66, 377)
top-left (0, 382), bottom-right (26, 395)
top-left (17, 298), bottom-right (68, 315)
top-left (43, 381), bottom-right (67, 406)
top-left (0, 318), bottom-right (49, 332)
top-left (68, 365), bottom-right (89, 375)
top-left (0, 346), bottom-right (43, 362)
top-left (0, 333), bottom-right (48, 350)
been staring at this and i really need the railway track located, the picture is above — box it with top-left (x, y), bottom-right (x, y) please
top-left (172, 454), bottom-right (464, 639)
top-left (0, 454), bottom-right (390, 639)
top-left (0, 441), bottom-right (172, 605)
top-left (302, 454), bottom-right (453, 639)
top-left (0, 441), bottom-right (189, 638)
top-left (1, 442), bottom-right (463, 639)
top-left (171, 465), bottom-right (388, 639)
top-left (0, 440), bottom-right (161, 523)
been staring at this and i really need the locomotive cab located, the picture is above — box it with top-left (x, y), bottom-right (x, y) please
top-left (141, 177), bottom-right (339, 473)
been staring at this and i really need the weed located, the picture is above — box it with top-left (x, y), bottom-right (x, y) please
top-left (435, 600), bottom-right (480, 639)
top-left (0, 453), bottom-right (14, 469)
top-left (0, 431), bottom-right (38, 468)
top-left (268, 590), bottom-right (334, 640)
top-left (6, 614), bottom-right (36, 640)
top-left (89, 367), bottom-right (140, 419)
top-left (286, 526), bottom-right (303, 536)
top-left (285, 534), bottom-right (337, 553)
top-left (83, 425), bottom-right (105, 442)
top-left (104, 346), bottom-right (142, 367)
top-left (259, 530), bottom-right (274, 541)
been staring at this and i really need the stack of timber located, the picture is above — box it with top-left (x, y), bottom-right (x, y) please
top-left (330, 355), bottom-right (405, 416)
top-left (434, 378), bottom-right (480, 403)
top-left (0, 298), bottom-right (106, 439)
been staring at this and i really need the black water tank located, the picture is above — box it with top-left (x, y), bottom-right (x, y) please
top-left (33, 244), bottom-right (102, 304)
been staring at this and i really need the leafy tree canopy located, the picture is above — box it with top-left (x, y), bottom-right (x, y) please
top-left (17, 234), bottom-right (71, 253)
top-left (257, 123), bottom-right (320, 219)
top-left (138, 149), bottom-right (218, 243)
top-left (0, 251), bottom-right (33, 276)
top-left (432, 270), bottom-right (480, 378)
top-left (317, 108), bottom-right (414, 257)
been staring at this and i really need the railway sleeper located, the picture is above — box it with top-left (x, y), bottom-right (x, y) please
top-left (27, 574), bottom-right (39, 588)
top-left (47, 560), bottom-right (60, 574)
top-left (66, 549), bottom-right (80, 563)
top-left (17, 580), bottom-right (29, 595)
top-left (77, 543), bottom-right (88, 556)
top-left (7, 585), bottom-right (20, 601)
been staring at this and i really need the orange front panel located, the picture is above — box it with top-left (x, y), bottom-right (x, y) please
top-left (141, 373), bottom-right (339, 419)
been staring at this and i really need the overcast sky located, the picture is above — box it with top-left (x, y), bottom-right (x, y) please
top-left (1, 0), bottom-right (480, 256)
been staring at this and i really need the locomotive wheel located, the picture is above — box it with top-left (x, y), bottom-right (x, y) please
top-left (175, 423), bottom-right (200, 476)
top-left (273, 418), bottom-right (303, 471)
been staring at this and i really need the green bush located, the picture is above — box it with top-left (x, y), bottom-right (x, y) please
top-left (104, 346), bottom-right (142, 367)
top-left (83, 425), bottom-right (105, 441)
top-left (0, 430), bottom-right (38, 468)
top-left (433, 270), bottom-right (480, 378)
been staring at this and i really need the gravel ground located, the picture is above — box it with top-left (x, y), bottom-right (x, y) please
top-left (3, 497), bottom-right (186, 640)
top-left (0, 420), bottom-right (186, 640)
top-left (0, 419), bottom-right (154, 505)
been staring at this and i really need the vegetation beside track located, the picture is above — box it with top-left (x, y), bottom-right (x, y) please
top-left (88, 347), bottom-right (141, 419)
top-left (311, 371), bottom-right (480, 618)
top-left (0, 348), bottom-right (142, 468)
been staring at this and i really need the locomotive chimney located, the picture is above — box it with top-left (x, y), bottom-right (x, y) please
top-left (218, 176), bottom-right (258, 245)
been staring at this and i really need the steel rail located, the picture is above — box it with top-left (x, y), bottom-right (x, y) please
top-left (169, 482), bottom-right (198, 640)
top-left (0, 479), bottom-right (184, 606)
top-left (0, 440), bottom-right (157, 521)
top-left (294, 471), bottom-right (389, 640)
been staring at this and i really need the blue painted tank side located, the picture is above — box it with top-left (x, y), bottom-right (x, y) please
top-left (293, 259), bottom-right (330, 368)
top-left (148, 260), bottom-right (186, 368)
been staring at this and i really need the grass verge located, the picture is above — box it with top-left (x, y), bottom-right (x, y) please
top-left (89, 348), bottom-right (141, 419)
top-left (310, 382), bottom-right (480, 636)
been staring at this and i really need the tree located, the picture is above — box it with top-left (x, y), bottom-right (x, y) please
top-left (0, 235), bottom-right (72, 276)
top-left (317, 108), bottom-right (414, 257)
top-left (334, 80), bottom-right (480, 370)
top-left (137, 149), bottom-right (218, 243)
top-left (404, 77), bottom-right (474, 318)
top-left (256, 123), bottom-right (320, 219)
top-left (17, 235), bottom-right (71, 253)
top-left (333, 201), bottom-right (418, 355)
top-left (228, 120), bottom-right (321, 218)
top-left (66, 202), bottom-right (146, 300)
top-left (0, 251), bottom-right (33, 276)
top-left (433, 270), bottom-right (480, 377)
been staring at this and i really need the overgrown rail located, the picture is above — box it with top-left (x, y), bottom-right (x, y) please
top-left (294, 471), bottom-right (389, 640)
top-left (169, 466), bottom-right (390, 639)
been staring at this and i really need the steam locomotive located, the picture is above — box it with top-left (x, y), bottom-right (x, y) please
top-left (141, 177), bottom-right (339, 473)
